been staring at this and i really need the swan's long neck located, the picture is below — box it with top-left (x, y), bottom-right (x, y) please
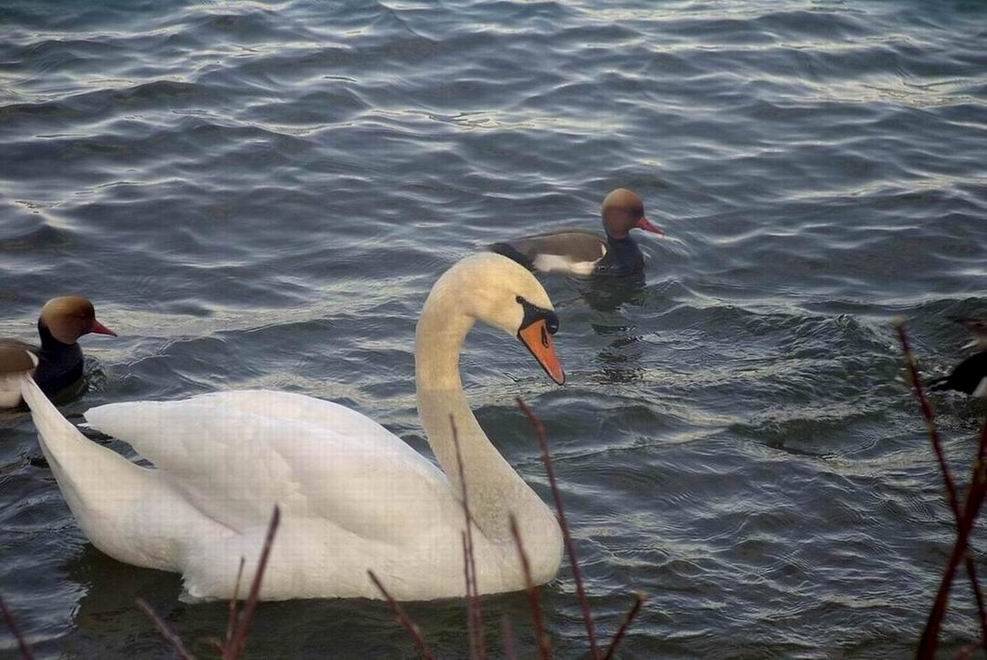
top-left (415, 286), bottom-right (550, 543)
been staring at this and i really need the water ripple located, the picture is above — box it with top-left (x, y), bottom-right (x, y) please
top-left (1, 0), bottom-right (986, 656)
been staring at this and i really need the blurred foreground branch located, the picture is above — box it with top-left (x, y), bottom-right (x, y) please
top-left (895, 321), bottom-right (987, 657)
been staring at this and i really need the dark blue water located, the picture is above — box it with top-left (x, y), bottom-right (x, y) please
top-left (2, 0), bottom-right (987, 656)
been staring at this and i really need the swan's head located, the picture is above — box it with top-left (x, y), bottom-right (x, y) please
top-left (601, 188), bottom-right (664, 239)
top-left (431, 253), bottom-right (565, 385)
top-left (39, 296), bottom-right (117, 345)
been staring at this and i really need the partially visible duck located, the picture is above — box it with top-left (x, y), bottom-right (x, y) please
top-left (930, 318), bottom-right (987, 397)
top-left (0, 296), bottom-right (116, 409)
top-left (489, 188), bottom-right (665, 277)
top-left (953, 318), bottom-right (987, 350)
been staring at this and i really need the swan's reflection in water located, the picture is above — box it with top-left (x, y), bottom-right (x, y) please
top-left (64, 543), bottom-right (550, 657)
top-left (63, 546), bottom-right (186, 654)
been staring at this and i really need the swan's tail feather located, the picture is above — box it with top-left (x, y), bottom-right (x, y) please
top-left (19, 376), bottom-right (153, 542)
top-left (20, 375), bottom-right (90, 466)
top-left (20, 374), bottom-right (146, 481)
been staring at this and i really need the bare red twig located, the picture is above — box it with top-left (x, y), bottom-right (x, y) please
top-left (509, 513), bottom-right (551, 660)
top-left (516, 397), bottom-right (600, 660)
top-left (461, 532), bottom-right (478, 659)
top-left (965, 555), bottom-right (987, 652)
top-left (450, 415), bottom-right (485, 659)
top-left (895, 322), bottom-right (987, 655)
top-left (0, 593), bottom-right (34, 660)
top-left (136, 507), bottom-right (280, 660)
top-left (225, 557), bottom-right (246, 644)
top-left (917, 421), bottom-right (987, 659)
top-left (135, 598), bottom-right (196, 660)
top-left (895, 323), bottom-right (962, 517)
top-left (368, 570), bottom-right (435, 660)
top-left (603, 593), bottom-right (645, 660)
top-left (224, 505), bottom-right (281, 660)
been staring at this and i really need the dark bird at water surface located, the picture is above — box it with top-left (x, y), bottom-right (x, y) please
top-left (0, 296), bottom-right (116, 409)
top-left (489, 188), bottom-right (665, 277)
top-left (929, 318), bottom-right (987, 397)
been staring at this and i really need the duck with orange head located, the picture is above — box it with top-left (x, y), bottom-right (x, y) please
top-left (0, 296), bottom-right (116, 409)
top-left (489, 188), bottom-right (665, 277)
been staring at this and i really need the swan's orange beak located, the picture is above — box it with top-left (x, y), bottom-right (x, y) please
top-left (518, 319), bottom-right (565, 385)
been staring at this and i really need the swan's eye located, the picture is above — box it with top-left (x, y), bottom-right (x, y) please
top-left (516, 296), bottom-right (560, 335)
top-left (545, 312), bottom-right (559, 335)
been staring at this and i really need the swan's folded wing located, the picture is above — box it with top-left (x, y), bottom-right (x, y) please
top-left (84, 391), bottom-right (454, 542)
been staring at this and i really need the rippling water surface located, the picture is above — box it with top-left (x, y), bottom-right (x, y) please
top-left (2, 0), bottom-right (987, 656)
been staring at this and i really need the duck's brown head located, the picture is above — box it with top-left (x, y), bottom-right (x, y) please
top-left (39, 296), bottom-right (117, 345)
top-left (601, 188), bottom-right (665, 240)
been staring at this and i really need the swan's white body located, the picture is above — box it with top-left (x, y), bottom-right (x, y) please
top-left (21, 254), bottom-right (564, 601)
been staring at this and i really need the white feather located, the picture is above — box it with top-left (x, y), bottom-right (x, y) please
top-left (972, 377), bottom-right (987, 399)
top-left (532, 253), bottom-right (599, 275)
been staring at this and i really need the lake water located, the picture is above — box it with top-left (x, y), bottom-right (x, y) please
top-left (2, 0), bottom-right (986, 657)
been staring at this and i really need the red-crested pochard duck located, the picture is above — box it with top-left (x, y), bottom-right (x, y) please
top-left (953, 318), bottom-right (987, 351)
top-left (489, 188), bottom-right (665, 276)
top-left (0, 296), bottom-right (116, 408)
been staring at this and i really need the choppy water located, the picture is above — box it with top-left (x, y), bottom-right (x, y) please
top-left (1, 0), bottom-right (986, 657)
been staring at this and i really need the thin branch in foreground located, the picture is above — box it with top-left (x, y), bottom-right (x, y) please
top-left (603, 593), bottom-right (645, 660)
top-left (894, 322), bottom-right (962, 518)
top-left (917, 421), bottom-right (987, 659)
top-left (135, 598), bottom-right (196, 660)
top-left (450, 415), bottom-right (485, 660)
top-left (0, 593), bottom-right (34, 660)
top-left (896, 322), bottom-right (987, 654)
top-left (462, 532), bottom-right (478, 659)
top-left (516, 397), bottom-right (600, 660)
top-left (224, 505), bottom-right (281, 660)
top-left (509, 513), bottom-right (551, 660)
top-left (965, 555), bottom-right (987, 651)
top-left (368, 570), bottom-right (434, 660)
top-left (225, 557), bottom-right (246, 645)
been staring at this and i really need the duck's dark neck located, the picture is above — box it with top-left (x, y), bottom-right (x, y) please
top-left (606, 230), bottom-right (635, 242)
top-left (38, 321), bottom-right (74, 351)
top-left (598, 233), bottom-right (644, 275)
top-left (34, 321), bottom-right (85, 396)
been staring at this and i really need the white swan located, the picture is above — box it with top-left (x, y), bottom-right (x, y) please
top-left (15, 254), bottom-right (566, 601)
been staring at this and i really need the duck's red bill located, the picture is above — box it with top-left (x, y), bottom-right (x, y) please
top-left (518, 319), bottom-right (565, 385)
top-left (91, 320), bottom-right (117, 337)
top-left (636, 216), bottom-right (665, 236)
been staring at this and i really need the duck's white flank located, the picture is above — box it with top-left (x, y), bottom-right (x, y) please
top-left (532, 252), bottom-right (601, 275)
